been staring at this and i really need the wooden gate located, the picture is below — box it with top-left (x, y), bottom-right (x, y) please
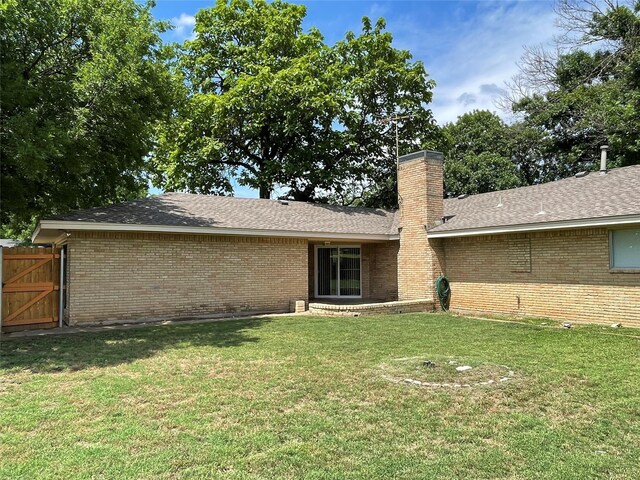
top-left (1, 246), bottom-right (61, 332)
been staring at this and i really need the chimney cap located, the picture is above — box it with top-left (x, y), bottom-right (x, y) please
top-left (600, 145), bottom-right (609, 151)
top-left (398, 150), bottom-right (444, 164)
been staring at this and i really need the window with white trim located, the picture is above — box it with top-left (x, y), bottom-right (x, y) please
top-left (610, 229), bottom-right (640, 269)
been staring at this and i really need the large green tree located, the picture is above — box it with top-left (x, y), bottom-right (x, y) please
top-left (508, 0), bottom-right (640, 179)
top-left (440, 111), bottom-right (522, 197)
top-left (0, 0), bottom-right (175, 239)
top-left (151, 0), bottom-right (437, 206)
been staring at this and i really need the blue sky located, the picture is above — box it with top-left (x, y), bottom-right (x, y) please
top-left (150, 0), bottom-right (559, 196)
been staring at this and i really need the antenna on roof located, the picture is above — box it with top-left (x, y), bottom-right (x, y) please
top-left (376, 112), bottom-right (417, 165)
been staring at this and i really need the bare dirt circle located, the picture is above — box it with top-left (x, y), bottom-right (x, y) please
top-left (378, 355), bottom-right (517, 389)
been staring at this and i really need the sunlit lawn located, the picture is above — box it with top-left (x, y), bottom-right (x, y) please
top-left (1, 313), bottom-right (639, 479)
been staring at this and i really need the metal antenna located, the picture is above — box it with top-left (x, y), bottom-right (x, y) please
top-left (377, 113), bottom-right (416, 164)
top-left (374, 112), bottom-right (418, 209)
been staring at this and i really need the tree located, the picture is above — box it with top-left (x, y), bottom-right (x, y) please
top-left (506, 0), bottom-right (640, 179)
top-left (0, 0), bottom-right (175, 239)
top-left (151, 0), bottom-right (437, 207)
top-left (440, 110), bottom-right (522, 197)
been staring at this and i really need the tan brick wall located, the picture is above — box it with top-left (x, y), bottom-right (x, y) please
top-left (397, 152), bottom-right (445, 302)
top-left (67, 232), bottom-right (308, 324)
top-left (368, 241), bottom-right (399, 301)
top-left (309, 299), bottom-right (433, 316)
top-left (444, 228), bottom-right (640, 326)
top-left (307, 241), bottom-right (398, 301)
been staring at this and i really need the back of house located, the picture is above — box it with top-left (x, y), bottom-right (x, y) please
top-left (27, 150), bottom-right (640, 328)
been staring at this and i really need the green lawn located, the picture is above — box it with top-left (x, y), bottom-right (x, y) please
top-left (1, 314), bottom-right (639, 479)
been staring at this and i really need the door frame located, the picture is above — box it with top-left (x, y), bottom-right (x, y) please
top-left (313, 244), bottom-right (362, 299)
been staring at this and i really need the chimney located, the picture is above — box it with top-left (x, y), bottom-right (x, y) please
top-left (600, 145), bottom-right (609, 175)
top-left (396, 150), bottom-right (446, 303)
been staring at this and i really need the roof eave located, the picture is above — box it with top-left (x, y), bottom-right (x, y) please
top-left (427, 214), bottom-right (640, 238)
top-left (33, 220), bottom-right (397, 243)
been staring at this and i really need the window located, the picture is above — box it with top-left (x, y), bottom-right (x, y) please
top-left (610, 229), bottom-right (640, 270)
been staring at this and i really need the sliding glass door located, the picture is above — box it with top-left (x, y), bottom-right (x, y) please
top-left (316, 246), bottom-right (361, 298)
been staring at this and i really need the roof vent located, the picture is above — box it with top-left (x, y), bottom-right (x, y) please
top-left (278, 200), bottom-right (289, 205)
top-left (575, 171), bottom-right (589, 178)
top-left (457, 194), bottom-right (469, 200)
top-left (496, 194), bottom-right (503, 208)
top-left (600, 145), bottom-right (609, 175)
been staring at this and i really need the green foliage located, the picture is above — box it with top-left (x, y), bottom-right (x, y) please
top-left (151, 0), bottom-right (437, 206)
top-left (512, 0), bottom-right (640, 179)
top-left (440, 111), bottom-right (522, 197)
top-left (450, 1), bottom-right (640, 197)
top-left (445, 152), bottom-right (522, 197)
top-left (442, 110), bottom-right (511, 159)
top-left (0, 0), bottom-right (175, 239)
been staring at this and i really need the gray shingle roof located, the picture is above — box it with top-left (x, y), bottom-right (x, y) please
top-left (434, 164), bottom-right (640, 234)
top-left (42, 165), bottom-right (640, 239)
top-left (46, 193), bottom-right (398, 236)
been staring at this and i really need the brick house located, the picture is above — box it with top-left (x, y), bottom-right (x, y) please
top-left (32, 151), bottom-right (640, 326)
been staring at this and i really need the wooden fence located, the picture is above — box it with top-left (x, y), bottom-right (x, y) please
top-left (1, 246), bottom-right (61, 332)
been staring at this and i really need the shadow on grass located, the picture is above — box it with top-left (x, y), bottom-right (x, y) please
top-left (0, 318), bottom-right (268, 374)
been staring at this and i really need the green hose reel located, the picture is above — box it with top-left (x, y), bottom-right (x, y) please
top-left (435, 275), bottom-right (451, 311)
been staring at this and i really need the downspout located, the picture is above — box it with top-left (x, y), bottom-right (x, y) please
top-left (58, 247), bottom-right (65, 328)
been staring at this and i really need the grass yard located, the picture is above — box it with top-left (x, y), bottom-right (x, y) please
top-left (1, 313), bottom-right (639, 479)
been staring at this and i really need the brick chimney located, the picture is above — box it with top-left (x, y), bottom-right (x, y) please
top-left (396, 150), bottom-right (446, 302)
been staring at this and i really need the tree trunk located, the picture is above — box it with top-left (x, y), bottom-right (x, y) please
top-left (259, 185), bottom-right (272, 199)
top-left (289, 185), bottom-right (316, 203)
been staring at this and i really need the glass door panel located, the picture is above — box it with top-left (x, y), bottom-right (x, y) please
top-left (317, 247), bottom-right (338, 296)
top-left (316, 246), bottom-right (361, 297)
top-left (339, 247), bottom-right (361, 296)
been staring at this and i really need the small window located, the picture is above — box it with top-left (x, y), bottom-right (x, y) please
top-left (610, 229), bottom-right (640, 270)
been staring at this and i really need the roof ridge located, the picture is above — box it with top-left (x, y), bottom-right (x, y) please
top-left (148, 191), bottom-right (397, 213)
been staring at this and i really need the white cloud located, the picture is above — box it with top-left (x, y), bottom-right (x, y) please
top-left (171, 13), bottom-right (196, 41)
top-left (386, 1), bottom-right (560, 125)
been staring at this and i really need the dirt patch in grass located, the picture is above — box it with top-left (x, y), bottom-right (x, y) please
top-left (378, 355), bottom-right (517, 388)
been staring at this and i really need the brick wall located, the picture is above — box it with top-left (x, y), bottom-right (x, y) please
top-left (67, 232), bottom-right (308, 325)
top-left (444, 228), bottom-right (640, 326)
top-left (397, 151), bottom-right (445, 302)
top-left (368, 241), bottom-right (399, 301)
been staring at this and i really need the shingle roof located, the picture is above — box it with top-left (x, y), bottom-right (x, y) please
top-left (434, 164), bottom-right (640, 234)
top-left (41, 165), bottom-right (640, 240)
top-left (45, 193), bottom-right (398, 236)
